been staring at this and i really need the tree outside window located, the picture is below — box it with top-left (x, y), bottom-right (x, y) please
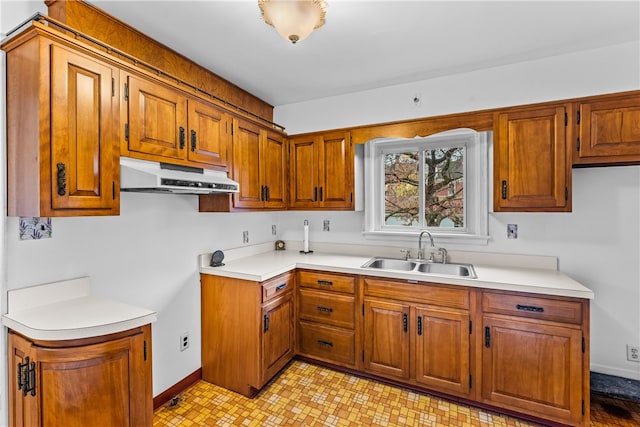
top-left (384, 146), bottom-right (465, 229)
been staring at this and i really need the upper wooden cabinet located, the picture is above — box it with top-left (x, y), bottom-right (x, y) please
top-left (123, 74), bottom-right (229, 170)
top-left (4, 30), bottom-right (120, 217)
top-left (574, 92), bottom-right (640, 166)
top-left (289, 131), bottom-right (354, 210)
top-left (231, 118), bottom-right (287, 210)
top-left (493, 105), bottom-right (572, 212)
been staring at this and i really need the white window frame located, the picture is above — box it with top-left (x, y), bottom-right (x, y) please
top-left (363, 128), bottom-right (490, 245)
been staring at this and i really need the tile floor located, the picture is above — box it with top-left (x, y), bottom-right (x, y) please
top-left (154, 361), bottom-right (640, 426)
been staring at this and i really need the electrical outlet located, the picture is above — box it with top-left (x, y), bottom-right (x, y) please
top-left (243, 230), bottom-right (249, 243)
top-left (507, 224), bottom-right (518, 239)
top-left (180, 333), bottom-right (190, 352)
top-left (272, 224), bottom-right (277, 235)
top-left (627, 345), bottom-right (640, 362)
top-left (323, 220), bottom-right (330, 232)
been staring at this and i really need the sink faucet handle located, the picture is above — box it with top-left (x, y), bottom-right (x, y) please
top-left (437, 247), bottom-right (448, 264)
top-left (400, 249), bottom-right (412, 260)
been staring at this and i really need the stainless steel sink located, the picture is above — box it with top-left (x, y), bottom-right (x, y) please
top-left (416, 262), bottom-right (475, 277)
top-left (361, 257), bottom-right (476, 279)
top-left (365, 258), bottom-right (417, 271)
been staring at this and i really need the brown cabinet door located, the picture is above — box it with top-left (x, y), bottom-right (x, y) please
top-left (232, 118), bottom-right (264, 208)
top-left (578, 95), bottom-right (640, 160)
top-left (187, 99), bottom-right (229, 168)
top-left (481, 315), bottom-right (584, 425)
top-left (289, 136), bottom-right (319, 209)
top-left (415, 306), bottom-right (470, 397)
top-left (50, 45), bottom-right (118, 212)
top-left (262, 293), bottom-right (295, 383)
top-left (8, 334), bottom-right (37, 427)
top-left (127, 75), bottom-right (187, 160)
top-left (262, 131), bottom-right (288, 209)
top-left (363, 298), bottom-right (410, 380)
top-left (494, 106), bottom-right (570, 211)
top-left (319, 131), bottom-right (353, 209)
top-left (8, 330), bottom-right (150, 427)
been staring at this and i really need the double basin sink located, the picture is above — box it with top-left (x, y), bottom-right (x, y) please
top-left (361, 257), bottom-right (476, 279)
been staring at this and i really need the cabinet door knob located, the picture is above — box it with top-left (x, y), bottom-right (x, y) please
top-left (191, 130), bottom-right (197, 152)
top-left (179, 127), bottom-right (185, 149)
top-left (56, 163), bottom-right (67, 196)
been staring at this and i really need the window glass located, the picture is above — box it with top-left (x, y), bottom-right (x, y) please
top-left (363, 129), bottom-right (490, 245)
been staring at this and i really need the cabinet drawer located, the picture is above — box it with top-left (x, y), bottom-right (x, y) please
top-left (363, 277), bottom-right (469, 310)
top-left (262, 272), bottom-right (293, 302)
top-left (298, 321), bottom-right (355, 366)
top-left (482, 292), bottom-right (583, 325)
top-left (298, 271), bottom-right (355, 294)
top-left (299, 289), bottom-right (355, 329)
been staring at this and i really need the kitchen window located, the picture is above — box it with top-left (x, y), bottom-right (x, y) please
top-left (363, 129), bottom-right (490, 244)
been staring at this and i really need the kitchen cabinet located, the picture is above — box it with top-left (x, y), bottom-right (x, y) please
top-left (230, 118), bottom-right (288, 209)
top-left (201, 272), bottom-right (294, 397)
top-left (296, 270), bottom-right (358, 368)
top-left (4, 28), bottom-right (120, 217)
top-left (493, 105), bottom-right (572, 212)
top-left (574, 91), bottom-right (640, 165)
top-left (8, 325), bottom-right (153, 427)
top-left (123, 74), bottom-right (230, 170)
top-left (362, 277), bottom-right (472, 398)
top-left (480, 291), bottom-right (589, 426)
top-left (289, 131), bottom-right (353, 210)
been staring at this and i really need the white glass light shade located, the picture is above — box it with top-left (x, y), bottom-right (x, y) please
top-left (259, 0), bottom-right (327, 44)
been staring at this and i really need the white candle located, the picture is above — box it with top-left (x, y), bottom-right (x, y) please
top-left (303, 220), bottom-right (309, 252)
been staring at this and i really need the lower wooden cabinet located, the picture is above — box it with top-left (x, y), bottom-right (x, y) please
top-left (296, 270), bottom-right (358, 369)
top-left (362, 277), bottom-right (472, 399)
top-left (201, 269), bottom-right (590, 426)
top-left (480, 291), bottom-right (589, 426)
top-left (8, 325), bottom-right (153, 427)
top-left (201, 272), bottom-right (294, 397)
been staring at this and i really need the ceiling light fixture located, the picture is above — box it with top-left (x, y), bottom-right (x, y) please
top-left (258, 0), bottom-right (327, 44)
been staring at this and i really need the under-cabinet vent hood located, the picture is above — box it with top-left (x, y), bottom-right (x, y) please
top-left (120, 158), bottom-right (239, 195)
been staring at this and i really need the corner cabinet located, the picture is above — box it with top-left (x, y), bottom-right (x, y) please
top-left (201, 272), bottom-right (294, 397)
top-left (8, 325), bottom-right (153, 427)
top-left (4, 27), bottom-right (120, 216)
top-left (230, 118), bottom-right (288, 210)
top-left (289, 131), bottom-right (354, 210)
top-left (123, 74), bottom-right (230, 170)
top-left (493, 105), bottom-right (572, 212)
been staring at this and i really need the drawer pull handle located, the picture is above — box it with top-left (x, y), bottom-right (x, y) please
top-left (275, 283), bottom-right (287, 291)
top-left (317, 280), bottom-right (333, 286)
top-left (317, 306), bottom-right (333, 313)
top-left (317, 340), bottom-right (333, 348)
top-left (516, 304), bottom-right (544, 313)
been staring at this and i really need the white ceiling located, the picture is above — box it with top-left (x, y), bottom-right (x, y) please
top-left (90, 1), bottom-right (639, 107)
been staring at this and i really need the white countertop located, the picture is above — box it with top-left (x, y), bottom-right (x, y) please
top-left (199, 247), bottom-right (594, 300)
top-left (2, 277), bottom-right (158, 341)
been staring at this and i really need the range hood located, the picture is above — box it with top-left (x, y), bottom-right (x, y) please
top-left (120, 157), bottom-right (239, 195)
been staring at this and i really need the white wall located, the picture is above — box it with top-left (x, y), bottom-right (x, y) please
top-left (275, 41), bottom-right (640, 381)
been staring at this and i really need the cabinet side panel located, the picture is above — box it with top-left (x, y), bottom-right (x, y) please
top-left (6, 36), bottom-right (44, 216)
top-left (201, 274), bottom-right (261, 396)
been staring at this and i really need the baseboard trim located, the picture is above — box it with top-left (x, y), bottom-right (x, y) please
top-left (153, 368), bottom-right (202, 410)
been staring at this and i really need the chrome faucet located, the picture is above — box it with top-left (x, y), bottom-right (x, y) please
top-left (417, 230), bottom-right (434, 260)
